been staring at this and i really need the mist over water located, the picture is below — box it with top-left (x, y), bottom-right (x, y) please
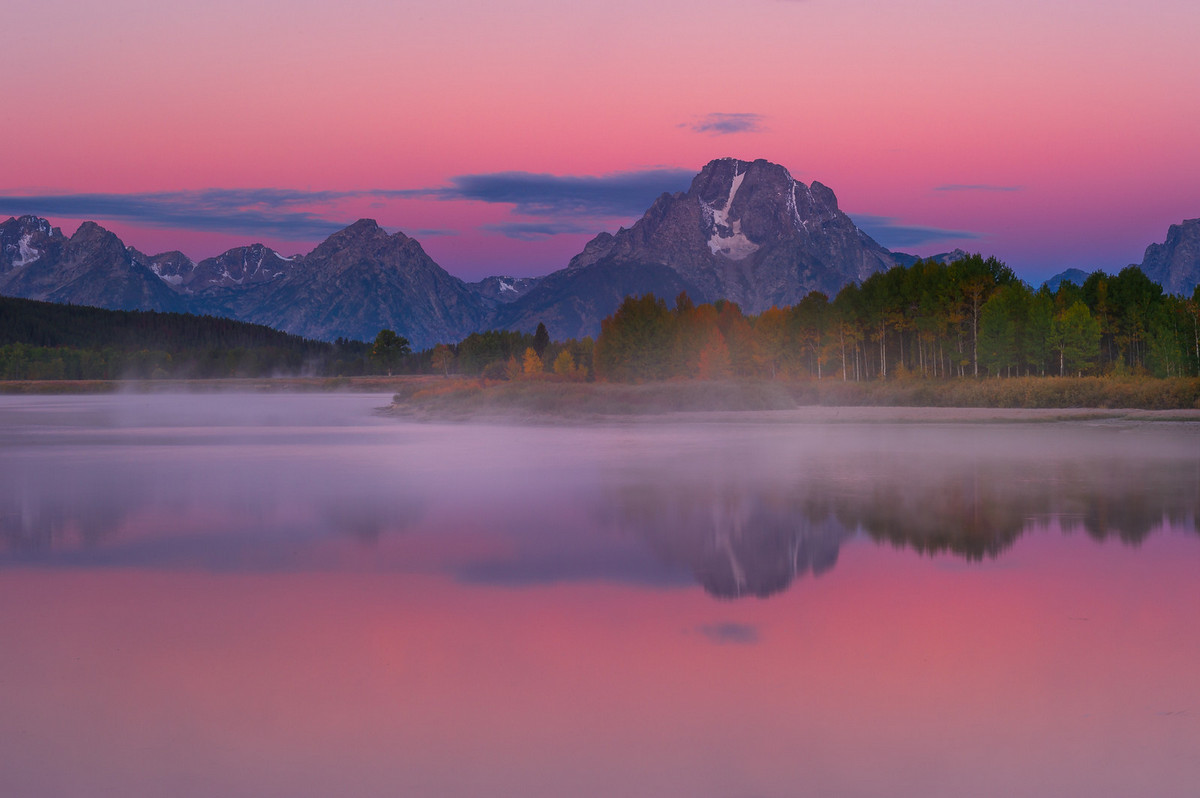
top-left (3, 394), bottom-right (1196, 585)
top-left (2, 393), bottom-right (1198, 797)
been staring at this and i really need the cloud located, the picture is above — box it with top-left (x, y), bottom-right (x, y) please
top-left (695, 622), bottom-right (760, 645)
top-left (436, 168), bottom-right (695, 218)
top-left (934, 184), bottom-right (1022, 192)
top-left (851, 214), bottom-right (982, 248)
top-left (686, 112), bottom-right (764, 135)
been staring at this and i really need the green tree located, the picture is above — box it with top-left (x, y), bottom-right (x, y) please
top-left (593, 294), bottom-right (675, 381)
top-left (533, 322), bottom-right (551, 357)
top-left (1051, 301), bottom-right (1101, 376)
top-left (370, 329), bottom-right (410, 375)
top-left (978, 283), bottom-right (1032, 376)
top-left (1025, 289), bottom-right (1054, 376)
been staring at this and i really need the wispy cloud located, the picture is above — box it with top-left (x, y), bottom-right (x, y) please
top-left (934, 184), bottom-right (1022, 192)
top-left (686, 112), bottom-right (764, 135)
top-left (695, 622), bottom-right (760, 645)
top-left (851, 214), bottom-right (981, 249)
top-left (481, 220), bottom-right (599, 240)
top-left (0, 189), bottom-right (358, 239)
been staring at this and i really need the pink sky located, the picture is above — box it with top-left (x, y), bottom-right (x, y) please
top-left (3, 0), bottom-right (1198, 283)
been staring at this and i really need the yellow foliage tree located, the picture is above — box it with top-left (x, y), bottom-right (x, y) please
top-left (522, 347), bottom-right (544, 376)
top-left (553, 349), bottom-right (577, 378)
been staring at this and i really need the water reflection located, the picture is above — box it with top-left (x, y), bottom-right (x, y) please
top-left (2, 396), bottom-right (1198, 600)
top-left (3, 396), bottom-right (1200, 798)
top-left (601, 452), bottom-right (1199, 598)
top-left (605, 482), bottom-right (850, 598)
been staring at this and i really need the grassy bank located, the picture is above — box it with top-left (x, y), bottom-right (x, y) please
top-left (389, 375), bottom-right (1200, 419)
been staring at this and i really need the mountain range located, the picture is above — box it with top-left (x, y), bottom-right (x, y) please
top-left (3, 158), bottom-right (1198, 348)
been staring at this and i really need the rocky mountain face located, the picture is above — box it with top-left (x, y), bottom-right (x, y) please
top-left (493, 157), bottom-right (898, 340)
top-left (1, 216), bottom-right (187, 312)
top-left (1137, 219), bottom-right (1200, 297)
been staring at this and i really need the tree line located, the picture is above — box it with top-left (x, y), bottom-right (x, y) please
top-left (6, 254), bottom-right (1199, 383)
top-left (589, 255), bottom-right (1200, 382)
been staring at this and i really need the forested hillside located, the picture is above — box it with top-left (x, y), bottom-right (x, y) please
top-left (0, 296), bottom-right (374, 379)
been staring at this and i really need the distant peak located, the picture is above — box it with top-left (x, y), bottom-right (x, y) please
top-left (11, 214), bottom-right (53, 234)
top-left (72, 220), bottom-right (115, 239)
top-left (331, 218), bottom-right (408, 243)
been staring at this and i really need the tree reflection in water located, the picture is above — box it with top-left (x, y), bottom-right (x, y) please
top-left (602, 454), bottom-right (1199, 599)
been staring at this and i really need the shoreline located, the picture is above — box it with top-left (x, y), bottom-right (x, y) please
top-left (387, 377), bottom-right (1200, 424)
top-left (4, 376), bottom-right (1200, 425)
top-left (0, 376), bottom-right (442, 395)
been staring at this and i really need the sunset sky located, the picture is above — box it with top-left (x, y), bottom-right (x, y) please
top-left (2, 0), bottom-right (1198, 284)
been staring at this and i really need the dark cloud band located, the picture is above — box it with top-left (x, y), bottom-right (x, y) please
top-left (438, 168), bottom-right (695, 217)
top-left (851, 214), bottom-right (981, 248)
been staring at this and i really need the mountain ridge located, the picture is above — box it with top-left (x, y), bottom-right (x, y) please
top-left (5, 159), bottom-right (1198, 347)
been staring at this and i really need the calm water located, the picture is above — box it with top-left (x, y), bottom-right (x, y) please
top-left (2, 393), bottom-right (1198, 797)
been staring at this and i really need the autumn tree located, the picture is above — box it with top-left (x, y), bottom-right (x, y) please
top-left (791, 292), bottom-right (830, 378)
top-left (695, 328), bottom-right (733, 379)
top-left (754, 306), bottom-right (791, 378)
top-left (430, 343), bottom-right (455, 376)
top-left (552, 349), bottom-right (581, 379)
top-left (522, 347), bottom-right (544, 376)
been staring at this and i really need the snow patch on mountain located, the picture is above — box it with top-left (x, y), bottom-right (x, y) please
top-left (13, 234), bottom-right (41, 268)
top-left (702, 166), bottom-right (759, 260)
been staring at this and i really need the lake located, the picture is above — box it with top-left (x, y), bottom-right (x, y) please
top-left (1, 392), bottom-right (1198, 797)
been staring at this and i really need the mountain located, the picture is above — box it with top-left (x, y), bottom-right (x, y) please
top-left (1136, 219), bottom-right (1200, 297)
top-left (890, 248), bottom-right (970, 268)
top-left (2, 215), bottom-right (486, 349)
top-left (492, 157), bottom-right (898, 339)
top-left (189, 219), bottom-right (485, 349)
top-left (0, 216), bottom-right (187, 312)
top-left (1042, 268), bottom-right (1092, 292)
